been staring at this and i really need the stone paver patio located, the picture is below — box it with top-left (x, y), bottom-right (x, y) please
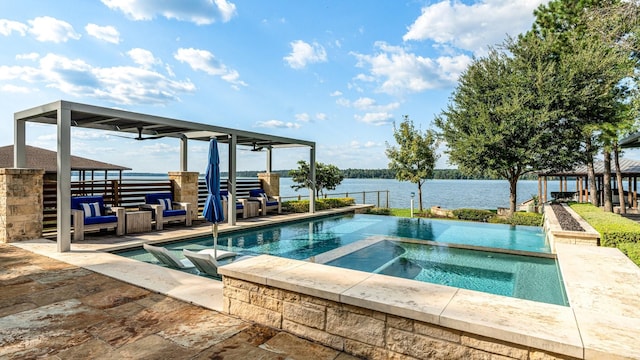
top-left (0, 244), bottom-right (359, 359)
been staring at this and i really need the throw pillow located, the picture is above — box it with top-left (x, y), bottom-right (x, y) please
top-left (80, 202), bottom-right (101, 218)
top-left (159, 198), bottom-right (172, 210)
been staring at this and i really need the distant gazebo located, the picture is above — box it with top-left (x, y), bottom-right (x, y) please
top-left (537, 158), bottom-right (640, 208)
top-left (0, 144), bottom-right (131, 181)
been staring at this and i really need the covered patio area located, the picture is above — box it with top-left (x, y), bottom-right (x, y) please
top-left (537, 158), bottom-right (640, 209)
top-left (11, 100), bottom-right (316, 252)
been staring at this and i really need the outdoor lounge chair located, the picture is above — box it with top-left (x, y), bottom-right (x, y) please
top-left (71, 195), bottom-right (125, 241)
top-left (140, 193), bottom-right (192, 230)
top-left (248, 189), bottom-right (281, 215)
top-left (183, 249), bottom-right (252, 277)
top-left (220, 190), bottom-right (248, 219)
top-left (144, 243), bottom-right (237, 270)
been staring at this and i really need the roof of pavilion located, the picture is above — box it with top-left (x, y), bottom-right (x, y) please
top-left (539, 158), bottom-right (640, 176)
top-left (0, 144), bottom-right (130, 173)
top-left (14, 100), bottom-right (315, 149)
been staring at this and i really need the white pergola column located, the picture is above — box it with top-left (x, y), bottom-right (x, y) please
top-left (266, 147), bottom-right (272, 173)
top-left (228, 134), bottom-right (237, 225)
top-left (309, 145), bottom-right (316, 213)
top-left (57, 104), bottom-right (71, 252)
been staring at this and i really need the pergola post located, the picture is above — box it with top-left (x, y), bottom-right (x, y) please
top-left (228, 134), bottom-right (237, 225)
top-left (179, 135), bottom-right (188, 171)
top-left (309, 145), bottom-right (316, 213)
top-left (57, 103), bottom-right (71, 252)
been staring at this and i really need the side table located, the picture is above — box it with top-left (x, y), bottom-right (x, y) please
top-left (126, 210), bottom-right (152, 234)
top-left (245, 201), bottom-right (260, 218)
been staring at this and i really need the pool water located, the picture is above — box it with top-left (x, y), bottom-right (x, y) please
top-left (325, 240), bottom-right (568, 306)
top-left (117, 214), bottom-right (564, 304)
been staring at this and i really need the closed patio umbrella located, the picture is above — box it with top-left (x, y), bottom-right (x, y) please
top-left (202, 139), bottom-right (225, 258)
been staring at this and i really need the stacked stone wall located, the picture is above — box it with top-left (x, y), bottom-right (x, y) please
top-left (0, 168), bottom-right (44, 243)
top-left (223, 277), bottom-right (577, 360)
top-left (168, 171), bottom-right (199, 220)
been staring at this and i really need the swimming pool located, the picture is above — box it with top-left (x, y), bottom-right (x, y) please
top-left (117, 214), bottom-right (563, 304)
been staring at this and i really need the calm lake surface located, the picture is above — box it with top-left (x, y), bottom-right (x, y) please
top-left (278, 178), bottom-right (575, 210)
top-left (110, 174), bottom-right (574, 210)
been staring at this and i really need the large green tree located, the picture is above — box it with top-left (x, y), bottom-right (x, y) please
top-left (435, 37), bottom-right (555, 213)
top-left (385, 115), bottom-right (439, 212)
top-left (289, 160), bottom-right (344, 198)
top-left (533, 0), bottom-right (637, 210)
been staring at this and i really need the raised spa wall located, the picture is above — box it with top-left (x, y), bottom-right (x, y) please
top-left (219, 255), bottom-right (584, 360)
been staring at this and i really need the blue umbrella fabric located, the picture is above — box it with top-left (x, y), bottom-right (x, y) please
top-left (202, 139), bottom-right (225, 258)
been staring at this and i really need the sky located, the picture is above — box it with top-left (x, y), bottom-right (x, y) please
top-left (0, 0), bottom-right (561, 174)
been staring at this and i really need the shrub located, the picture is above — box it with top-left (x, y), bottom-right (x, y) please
top-left (569, 203), bottom-right (640, 246)
top-left (452, 208), bottom-right (494, 222)
top-left (487, 212), bottom-right (543, 226)
top-left (617, 242), bottom-right (640, 266)
top-left (281, 197), bottom-right (355, 213)
top-left (367, 207), bottom-right (392, 215)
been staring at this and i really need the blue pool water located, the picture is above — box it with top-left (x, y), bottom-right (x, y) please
top-left (326, 240), bottom-right (567, 306)
top-left (117, 214), bottom-right (564, 304)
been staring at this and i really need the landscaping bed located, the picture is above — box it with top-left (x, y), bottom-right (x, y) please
top-left (550, 203), bottom-right (584, 232)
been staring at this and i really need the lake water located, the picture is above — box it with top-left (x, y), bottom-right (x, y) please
top-left (103, 173), bottom-right (574, 210)
top-left (278, 178), bottom-right (575, 210)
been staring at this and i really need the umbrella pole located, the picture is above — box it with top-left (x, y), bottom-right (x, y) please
top-left (212, 223), bottom-right (218, 259)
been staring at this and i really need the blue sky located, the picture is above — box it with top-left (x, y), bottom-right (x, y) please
top-left (0, 0), bottom-right (553, 173)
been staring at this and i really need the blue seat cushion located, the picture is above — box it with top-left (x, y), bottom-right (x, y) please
top-left (266, 200), bottom-right (279, 206)
top-left (84, 215), bottom-right (117, 225)
top-left (163, 209), bottom-right (186, 217)
top-left (236, 203), bottom-right (244, 210)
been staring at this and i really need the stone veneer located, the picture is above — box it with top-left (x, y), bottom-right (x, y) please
top-left (220, 255), bottom-right (583, 360)
top-left (168, 171), bottom-right (199, 220)
top-left (543, 203), bottom-right (599, 252)
top-left (258, 172), bottom-right (280, 197)
top-left (0, 168), bottom-right (44, 243)
top-left (222, 277), bottom-right (576, 360)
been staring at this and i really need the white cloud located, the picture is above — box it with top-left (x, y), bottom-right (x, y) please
top-left (0, 52), bottom-right (195, 105)
top-left (354, 112), bottom-right (393, 126)
top-left (0, 84), bottom-right (30, 93)
top-left (315, 113), bottom-right (327, 121)
top-left (16, 53), bottom-right (39, 61)
top-left (85, 23), bottom-right (120, 44)
top-left (128, 48), bottom-right (160, 69)
top-left (330, 90), bottom-right (342, 97)
top-left (337, 96), bottom-right (400, 112)
top-left (174, 47), bottom-right (247, 88)
top-left (101, 0), bottom-right (237, 25)
top-left (295, 113), bottom-right (310, 122)
top-left (352, 42), bottom-right (471, 94)
top-left (0, 19), bottom-right (28, 36)
top-left (403, 0), bottom-right (545, 54)
top-left (284, 40), bottom-right (327, 69)
top-left (255, 120), bottom-right (301, 129)
top-left (28, 16), bottom-right (81, 43)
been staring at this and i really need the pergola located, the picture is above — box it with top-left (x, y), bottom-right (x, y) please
top-left (14, 100), bottom-right (316, 252)
top-left (537, 158), bottom-right (640, 207)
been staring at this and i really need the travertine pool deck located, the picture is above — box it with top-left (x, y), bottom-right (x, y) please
top-left (7, 206), bottom-right (640, 359)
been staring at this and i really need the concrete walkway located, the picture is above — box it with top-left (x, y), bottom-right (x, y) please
top-left (0, 244), bottom-right (360, 359)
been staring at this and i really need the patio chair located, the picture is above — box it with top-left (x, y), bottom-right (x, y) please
top-left (220, 190), bottom-right (248, 220)
top-left (71, 195), bottom-right (125, 241)
top-left (248, 189), bottom-right (281, 215)
top-left (143, 243), bottom-right (238, 270)
top-left (140, 193), bottom-right (192, 230)
top-left (183, 249), bottom-right (253, 277)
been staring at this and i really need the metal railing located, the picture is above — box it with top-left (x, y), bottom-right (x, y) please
top-left (280, 190), bottom-right (390, 209)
